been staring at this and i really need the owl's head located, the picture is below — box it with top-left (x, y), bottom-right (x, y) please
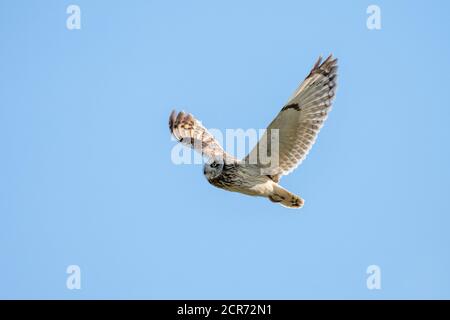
top-left (203, 160), bottom-right (224, 181)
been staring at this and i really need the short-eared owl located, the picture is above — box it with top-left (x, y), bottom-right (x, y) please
top-left (169, 55), bottom-right (338, 208)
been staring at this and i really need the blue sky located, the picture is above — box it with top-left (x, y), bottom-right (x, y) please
top-left (1, 0), bottom-right (450, 299)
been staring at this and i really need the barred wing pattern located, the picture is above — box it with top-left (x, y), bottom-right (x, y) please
top-left (244, 55), bottom-right (338, 179)
top-left (169, 110), bottom-right (236, 163)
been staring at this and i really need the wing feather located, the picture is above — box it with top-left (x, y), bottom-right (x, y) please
top-left (169, 110), bottom-right (236, 163)
top-left (244, 55), bottom-right (338, 178)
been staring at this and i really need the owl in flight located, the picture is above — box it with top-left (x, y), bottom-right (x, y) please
top-left (169, 55), bottom-right (337, 208)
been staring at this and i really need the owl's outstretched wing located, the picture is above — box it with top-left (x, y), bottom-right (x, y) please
top-left (244, 55), bottom-right (338, 180)
top-left (169, 110), bottom-right (236, 163)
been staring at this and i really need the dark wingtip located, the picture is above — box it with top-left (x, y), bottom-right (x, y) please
top-left (325, 54), bottom-right (338, 65)
top-left (318, 54), bottom-right (336, 67)
top-left (313, 55), bottom-right (322, 69)
top-left (307, 54), bottom-right (338, 78)
top-left (169, 109), bottom-right (177, 131)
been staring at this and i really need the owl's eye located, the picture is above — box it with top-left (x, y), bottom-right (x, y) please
top-left (211, 162), bottom-right (218, 168)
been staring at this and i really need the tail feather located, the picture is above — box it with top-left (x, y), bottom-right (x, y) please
top-left (269, 185), bottom-right (304, 209)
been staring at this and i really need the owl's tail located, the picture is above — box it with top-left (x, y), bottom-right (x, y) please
top-left (268, 185), bottom-right (304, 209)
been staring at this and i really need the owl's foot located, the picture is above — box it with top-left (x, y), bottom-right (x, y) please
top-left (269, 185), bottom-right (304, 209)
